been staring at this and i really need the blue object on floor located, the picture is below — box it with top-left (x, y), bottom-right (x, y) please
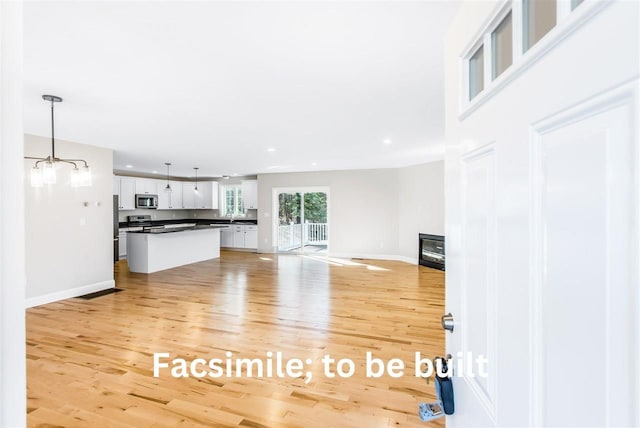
top-left (419, 401), bottom-right (444, 422)
top-left (418, 357), bottom-right (454, 422)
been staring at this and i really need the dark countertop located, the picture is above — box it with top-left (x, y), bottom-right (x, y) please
top-left (119, 218), bottom-right (258, 229)
top-left (127, 224), bottom-right (228, 234)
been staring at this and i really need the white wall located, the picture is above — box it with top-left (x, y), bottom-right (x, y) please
top-left (0, 1), bottom-right (26, 425)
top-left (24, 134), bottom-right (114, 307)
top-left (257, 161), bottom-right (444, 262)
top-left (397, 161), bottom-right (444, 261)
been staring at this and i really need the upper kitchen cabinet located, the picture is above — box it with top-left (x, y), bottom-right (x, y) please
top-left (114, 176), bottom-right (136, 210)
top-left (135, 178), bottom-right (158, 195)
top-left (242, 180), bottom-right (258, 210)
top-left (157, 180), bottom-right (183, 209)
top-left (182, 182), bottom-right (197, 209)
top-left (205, 181), bottom-right (219, 210)
top-left (183, 181), bottom-right (218, 209)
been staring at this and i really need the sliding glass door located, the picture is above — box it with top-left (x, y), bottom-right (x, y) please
top-left (275, 188), bottom-right (328, 254)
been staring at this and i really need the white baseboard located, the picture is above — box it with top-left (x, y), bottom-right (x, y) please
top-left (328, 253), bottom-right (418, 265)
top-left (25, 279), bottom-right (115, 308)
top-left (251, 248), bottom-right (420, 265)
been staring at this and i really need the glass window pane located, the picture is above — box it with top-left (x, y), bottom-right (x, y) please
top-left (492, 11), bottom-right (513, 80)
top-left (469, 45), bottom-right (484, 100)
top-left (236, 188), bottom-right (244, 214)
top-left (524, 0), bottom-right (557, 52)
top-left (571, 0), bottom-right (584, 10)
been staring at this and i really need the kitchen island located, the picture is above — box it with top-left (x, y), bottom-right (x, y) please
top-left (127, 225), bottom-right (225, 274)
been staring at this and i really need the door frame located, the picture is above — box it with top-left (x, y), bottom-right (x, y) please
top-left (0, 0), bottom-right (26, 425)
top-left (272, 186), bottom-right (330, 254)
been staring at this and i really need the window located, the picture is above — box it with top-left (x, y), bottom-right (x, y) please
top-left (219, 185), bottom-right (245, 217)
top-left (523, 0), bottom-right (557, 52)
top-left (462, 0), bottom-right (586, 109)
top-left (469, 45), bottom-right (485, 100)
top-left (492, 11), bottom-right (513, 80)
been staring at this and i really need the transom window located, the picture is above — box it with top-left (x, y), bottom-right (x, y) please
top-left (523, 0), bottom-right (557, 52)
top-left (463, 0), bottom-right (588, 106)
top-left (469, 45), bottom-right (485, 100)
top-left (491, 11), bottom-right (513, 79)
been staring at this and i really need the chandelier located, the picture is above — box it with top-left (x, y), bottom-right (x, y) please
top-left (25, 95), bottom-right (92, 187)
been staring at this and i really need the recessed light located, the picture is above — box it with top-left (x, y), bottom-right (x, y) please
top-left (311, 162), bottom-right (317, 166)
top-left (152, 170), bottom-right (158, 174)
top-left (126, 164), bottom-right (133, 168)
top-left (267, 148), bottom-right (276, 152)
top-left (383, 139), bottom-right (392, 145)
top-left (233, 173), bottom-right (239, 176)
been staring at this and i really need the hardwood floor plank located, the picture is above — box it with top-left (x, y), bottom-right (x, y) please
top-left (27, 251), bottom-right (445, 427)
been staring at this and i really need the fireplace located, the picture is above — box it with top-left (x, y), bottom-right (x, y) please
top-left (419, 234), bottom-right (445, 271)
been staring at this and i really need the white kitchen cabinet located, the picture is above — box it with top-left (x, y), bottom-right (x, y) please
top-left (157, 181), bottom-right (183, 209)
top-left (183, 181), bottom-right (219, 209)
top-left (170, 181), bottom-right (183, 209)
top-left (232, 225), bottom-right (245, 248)
top-left (182, 182), bottom-right (197, 209)
top-left (135, 178), bottom-right (158, 195)
top-left (202, 182), bottom-right (219, 210)
top-left (242, 180), bottom-right (258, 209)
top-left (115, 176), bottom-right (136, 210)
top-left (244, 225), bottom-right (258, 249)
top-left (231, 224), bottom-right (257, 249)
top-left (219, 226), bottom-right (233, 247)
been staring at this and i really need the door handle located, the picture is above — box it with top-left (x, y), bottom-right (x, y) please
top-left (441, 313), bottom-right (454, 332)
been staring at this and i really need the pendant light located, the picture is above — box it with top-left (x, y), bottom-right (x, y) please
top-left (193, 167), bottom-right (199, 193)
top-left (25, 95), bottom-right (92, 187)
top-left (164, 162), bottom-right (172, 192)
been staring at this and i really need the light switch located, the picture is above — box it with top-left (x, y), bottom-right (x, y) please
top-left (80, 218), bottom-right (86, 226)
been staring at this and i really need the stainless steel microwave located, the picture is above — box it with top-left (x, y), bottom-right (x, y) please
top-left (135, 194), bottom-right (158, 209)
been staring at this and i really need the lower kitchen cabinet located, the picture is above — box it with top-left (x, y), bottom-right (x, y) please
top-left (220, 226), bottom-right (233, 247)
top-left (232, 226), bottom-right (245, 248)
top-left (244, 226), bottom-right (258, 249)
top-left (227, 225), bottom-right (257, 249)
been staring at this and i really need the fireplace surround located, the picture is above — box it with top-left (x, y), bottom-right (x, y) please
top-left (419, 233), bottom-right (445, 271)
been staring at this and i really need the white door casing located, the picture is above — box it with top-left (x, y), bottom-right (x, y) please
top-left (0, 0), bottom-right (26, 426)
top-left (445, 1), bottom-right (639, 426)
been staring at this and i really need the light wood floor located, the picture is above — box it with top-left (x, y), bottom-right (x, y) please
top-left (27, 251), bottom-right (445, 427)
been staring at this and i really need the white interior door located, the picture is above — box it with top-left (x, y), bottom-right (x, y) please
top-left (445, 1), bottom-right (639, 426)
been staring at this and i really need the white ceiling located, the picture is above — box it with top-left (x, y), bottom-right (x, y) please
top-left (24, 1), bottom-right (459, 178)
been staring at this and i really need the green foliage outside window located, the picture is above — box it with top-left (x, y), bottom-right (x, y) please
top-left (221, 185), bottom-right (244, 217)
top-left (278, 192), bottom-right (327, 225)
